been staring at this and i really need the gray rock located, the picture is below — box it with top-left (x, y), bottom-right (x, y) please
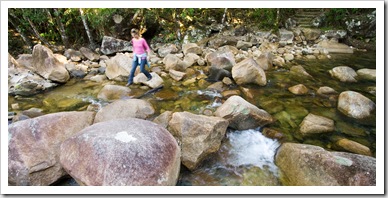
top-left (301, 28), bottom-right (322, 41)
top-left (32, 44), bottom-right (70, 83)
top-left (329, 66), bottom-right (358, 82)
top-left (356, 69), bottom-right (376, 81)
top-left (169, 69), bottom-right (186, 81)
top-left (317, 86), bottom-right (338, 95)
top-left (158, 44), bottom-right (179, 58)
top-left (60, 118), bottom-right (181, 186)
top-left (100, 36), bottom-right (132, 55)
top-left (299, 113), bottom-right (335, 136)
top-left (8, 54), bottom-right (58, 96)
top-left (97, 84), bottom-right (131, 101)
top-left (232, 58), bottom-right (266, 86)
top-left (337, 91), bottom-right (375, 120)
top-left (182, 43), bottom-right (202, 55)
top-left (276, 143), bottom-right (375, 186)
top-left (80, 47), bottom-right (100, 61)
top-left (168, 112), bottom-right (228, 170)
top-left (317, 40), bottom-right (354, 54)
top-left (215, 95), bottom-right (273, 130)
top-left (206, 51), bottom-right (236, 71)
top-left (105, 54), bottom-right (132, 81)
top-left (279, 29), bottom-right (294, 44)
top-left (8, 111), bottom-right (95, 186)
top-left (94, 99), bottom-right (155, 123)
top-left (288, 84), bottom-right (309, 95)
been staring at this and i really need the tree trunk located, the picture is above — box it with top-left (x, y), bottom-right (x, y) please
top-left (21, 9), bottom-right (53, 48)
top-left (275, 8), bottom-right (280, 28)
top-left (222, 8), bottom-right (228, 25)
top-left (54, 8), bottom-right (70, 48)
top-left (130, 9), bottom-right (141, 25)
top-left (79, 8), bottom-right (96, 50)
top-left (8, 17), bottom-right (33, 50)
top-left (172, 9), bottom-right (181, 41)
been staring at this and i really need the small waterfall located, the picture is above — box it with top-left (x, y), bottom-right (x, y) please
top-left (225, 128), bottom-right (280, 175)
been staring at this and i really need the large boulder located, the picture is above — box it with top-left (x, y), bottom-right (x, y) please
top-left (317, 39), bottom-right (354, 54)
top-left (329, 66), bottom-right (358, 82)
top-left (275, 143), bottom-right (376, 186)
top-left (206, 51), bottom-right (236, 71)
top-left (60, 118), bottom-right (181, 186)
top-left (168, 112), bottom-right (229, 170)
top-left (214, 95), bottom-right (274, 130)
top-left (8, 54), bottom-right (58, 96)
top-left (94, 99), bottom-right (155, 123)
top-left (97, 84), bottom-right (132, 101)
top-left (105, 54), bottom-right (132, 81)
top-left (232, 58), bottom-right (267, 86)
top-left (8, 111), bottom-right (95, 186)
top-left (100, 36), bottom-right (132, 55)
top-left (337, 91), bottom-right (375, 120)
top-left (31, 44), bottom-right (70, 83)
top-left (299, 113), bottom-right (335, 136)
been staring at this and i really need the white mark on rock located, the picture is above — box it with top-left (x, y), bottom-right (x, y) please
top-left (115, 131), bottom-right (137, 143)
top-left (157, 176), bottom-right (167, 184)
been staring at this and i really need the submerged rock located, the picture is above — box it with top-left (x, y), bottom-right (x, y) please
top-left (334, 137), bottom-right (372, 156)
top-left (288, 84), bottom-right (309, 95)
top-left (275, 143), bottom-right (376, 186)
top-left (299, 113), bottom-right (335, 136)
top-left (60, 118), bottom-right (181, 185)
top-left (97, 84), bottom-right (131, 102)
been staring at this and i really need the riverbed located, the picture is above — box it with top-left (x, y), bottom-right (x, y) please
top-left (8, 51), bottom-right (376, 186)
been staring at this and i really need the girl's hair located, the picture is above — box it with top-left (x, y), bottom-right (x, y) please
top-left (131, 28), bottom-right (139, 35)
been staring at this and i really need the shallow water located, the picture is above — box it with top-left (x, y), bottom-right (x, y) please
top-left (8, 51), bottom-right (376, 186)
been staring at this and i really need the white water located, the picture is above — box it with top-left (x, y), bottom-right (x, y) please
top-left (225, 128), bottom-right (280, 175)
top-left (196, 90), bottom-right (222, 98)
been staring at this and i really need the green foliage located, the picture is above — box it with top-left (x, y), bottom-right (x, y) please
top-left (324, 8), bottom-right (375, 28)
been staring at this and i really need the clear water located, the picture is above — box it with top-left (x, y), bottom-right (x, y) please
top-left (8, 51), bottom-right (376, 186)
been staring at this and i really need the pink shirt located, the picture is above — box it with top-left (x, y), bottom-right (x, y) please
top-left (132, 38), bottom-right (150, 54)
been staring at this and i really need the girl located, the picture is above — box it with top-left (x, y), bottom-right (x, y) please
top-left (126, 28), bottom-right (152, 86)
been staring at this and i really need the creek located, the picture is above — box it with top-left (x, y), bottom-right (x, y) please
top-left (8, 51), bottom-right (376, 186)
